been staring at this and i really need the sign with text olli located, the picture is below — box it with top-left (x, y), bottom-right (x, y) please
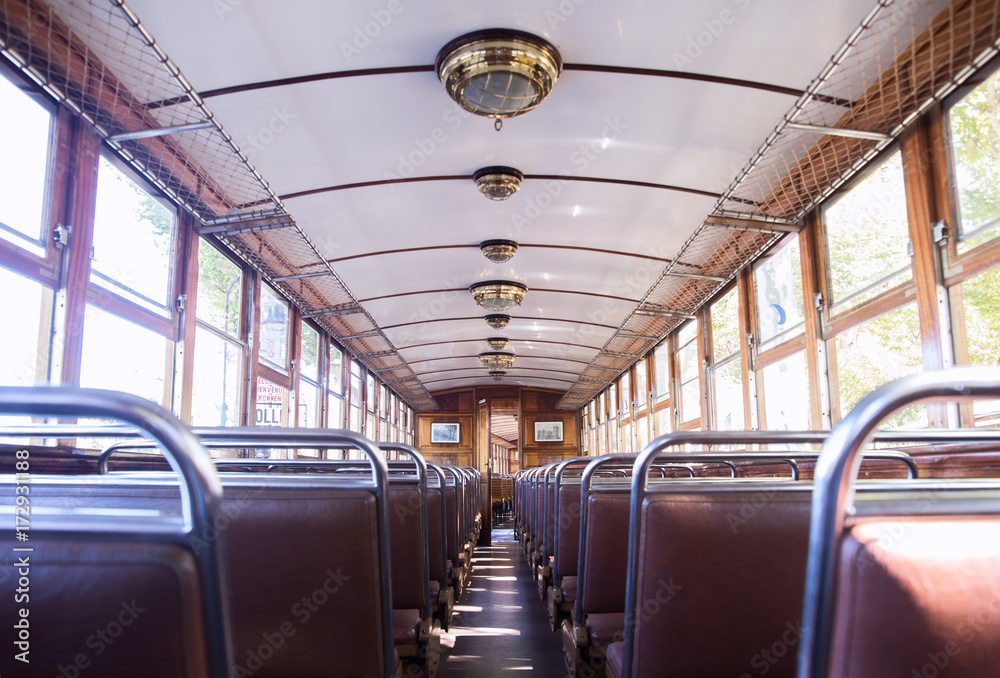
top-left (256, 378), bottom-right (285, 427)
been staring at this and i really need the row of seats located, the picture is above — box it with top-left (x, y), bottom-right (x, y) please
top-left (0, 387), bottom-right (482, 678)
top-left (514, 368), bottom-right (1000, 678)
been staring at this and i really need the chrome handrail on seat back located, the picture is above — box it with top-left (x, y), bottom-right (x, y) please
top-left (797, 367), bottom-right (1000, 678)
top-left (0, 386), bottom-right (235, 678)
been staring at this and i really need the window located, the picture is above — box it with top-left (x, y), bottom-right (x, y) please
top-left (948, 67), bottom-right (1000, 253)
top-left (0, 68), bottom-right (53, 254)
top-left (951, 264), bottom-right (1000, 426)
top-left (349, 361), bottom-right (363, 432)
top-left (754, 235), bottom-right (805, 350)
top-left (710, 288), bottom-right (744, 431)
top-left (92, 156), bottom-right (177, 314)
top-left (653, 342), bottom-right (670, 401)
top-left (759, 351), bottom-right (811, 431)
top-left (833, 303), bottom-right (924, 428)
top-left (675, 322), bottom-right (700, 423)
top-left (634, 360), bottom-right (648, 411)
top-left (80, 305), bottom-right (172, 407)
top-left (196, 240), bottom-right (241, 336)
top-left (0, 266), bottom-right (52, 387)
top-left (191, 240), bottom-right (243, 427)
top-left (620, 371), bottom-right (631, 415)
top-left (298, 323), bottom-right (321, 428)
top-left (258, 285), bottom-right (290, 373)
top-left (327, 344), bottom-right (344, 427)
top-left (191, 327), bottom-right (242, 426)
top-left (824, 151), bottom-right (911, 313)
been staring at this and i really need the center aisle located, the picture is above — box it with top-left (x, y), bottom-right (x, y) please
top-left (436, 528), bottom-right (567, 677)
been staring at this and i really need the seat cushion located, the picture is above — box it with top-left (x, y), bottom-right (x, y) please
top-left (561, 576), bottom-right (577, 605)
top-left (586, 612), bottom-right (625, 648)
top-left (606, 641), bottom-right (624, 678)
top-left (392, 609), bottom-right (422, 646)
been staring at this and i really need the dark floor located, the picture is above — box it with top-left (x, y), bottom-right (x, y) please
top-left (435, 525), bottom-right (566, 677)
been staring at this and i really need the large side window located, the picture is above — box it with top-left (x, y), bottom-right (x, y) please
top-left (709, 287), bottom-right (744, 431)
top-left (950, 264), bottom-right (1000, 426)
top-left (298, 323), bottom-right (321, 428)
top-left (92, 156), bottom-right (177, 315)
top-left (675, 321), bottom-right (700, 425)
top-left (0, 266), bottom-right (52, 387)
top-left (0, 68), bottom-right (53, 255)
top-left (823, 151), bottom-right (911, 314)
top-left (948, 66), bottom-right (1000, 253)
top-left (753, 234), bottom-right (805, 351)
top-left (327, 344), bottom-right (344, 428)
top-left (258, 285), bottom-right (290, 374)
top-left (191, 240), bottom-right (244, 427)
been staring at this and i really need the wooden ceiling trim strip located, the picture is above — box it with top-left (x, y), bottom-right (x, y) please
top-left (411, 366), bottom-right (584, 378)
top-left (405, 355), bottom-right (591, 367)
top-left (326, 242), bottom-right (672, 265)
top-left (359, 287), bottom-right (639, 304)
top-left (398, 338), bottom-right (603, 352)
top-left (144, 64), bottom-right (437, 109)
top-left (562, 63), bottom-right (853, 107)
top-left (422, 375), bottom-right (577, 386)
top-left (279, 174), bottom-right (722, 202)
top-left (379, 315), bottom-right (620, 331)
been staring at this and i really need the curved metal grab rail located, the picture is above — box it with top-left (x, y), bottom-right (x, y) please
top-left (0, 386), bottom-right (234, 678)
top-left (797, 368), bottom-right (1000, 678)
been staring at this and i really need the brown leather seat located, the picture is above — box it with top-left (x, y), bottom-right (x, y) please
top-left (826, 518), bottom-right (1000, 677)
top-left (561, 575), bottom-right (577, 605)
top-left (606, 641), bottom-right (625, 678)
top-left (626, 489), bottom-right (811, 678)
top-left (5, 478), bottom-right (394, 678)
top-left (392, 609), bottom-right (422, 646)
top-left (0, 537), bottom-right (211, 677)
top-left (586, 612), bottom-right (625, 648)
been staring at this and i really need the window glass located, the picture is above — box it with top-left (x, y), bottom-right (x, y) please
top-left (754, 236), bottom-right (805, 349)
top-left (760, 351), bottom-right (811, 431)
top-left (607, 384), bottom-right (617, 419)
top-left (653, 342), bottom-right (670, 401)
top-left (258, 286), bottom-right (289, 372)
top-left (620, 372), bottom-right (630, 415)
top-left (676, 322), bottom-right (700, 422)
top-left (635, 360), bottom-right (647, 410)
top-left (657, 408), bottom-right (672, 436)
top-left (711, 287), bottom-right (740, 363)
top-left (328, 393), bottom-right (344, 428)
top-left (366, 374), bottom-right (377, 412)
top-left (0, 70), bottom-right (51, 252)
top-left (80, 305), bottom-right (171, 406)
top-left (191, 326), bottom-right (242, 427)
top-left (824, 152), bottom-right (911, 312)
top-left (254, 377), bottom-right (286, 429)
top-left (636, 415), bottom-right (649, 449)
top-left (328, 344), bottom-right (343, 393)
top-left (835, 303), bottom-right (924, 428)
top-left (949, 68), bottom-right (1000, 252)
top-left (92, 156), bottom-right (176, 313)
top-left (713, 359), bottom-right (744, 431)
top-left (622, 422), bottom-right (632, 454)
top-left (0, 267), bottom-right (51, 387)
top-left (951, 265), bottom-right (1000, 425)
top-left (298, 323), bottom-right (321, 428)
top-left (197, 240), bottom-right (241, 336)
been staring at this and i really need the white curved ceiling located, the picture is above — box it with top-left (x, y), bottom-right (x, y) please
top-left (118, 0), bottom-right (886, 402)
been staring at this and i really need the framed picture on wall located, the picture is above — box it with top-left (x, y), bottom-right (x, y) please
top-left (534, 421), bottom-right (564, 442)
top-left (430, 422), bottom-right (461, 443)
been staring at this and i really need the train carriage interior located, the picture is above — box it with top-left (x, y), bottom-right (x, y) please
top-left (1, 0), bottom-right (1000, 676)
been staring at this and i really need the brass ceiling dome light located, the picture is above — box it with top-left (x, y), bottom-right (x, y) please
top-left (484, 314), bottom-right (511, 330)
top-left (470, 280), bottom-right (527, 311)
top-left (486, 336), bottom-right (510, 350)
top-left (489, 370), bottom-right (507, 381)
top-left (473, 167), bottom-right (523, 200)
top-left (479, 351), bottom-right (516, 370)
top-left (436, 29), bottom-right (562, 131)
top-left (480, 239), bottom-right (519, 263)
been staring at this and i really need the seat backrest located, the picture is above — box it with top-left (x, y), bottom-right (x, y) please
top-left (3, 477), bottom-right (391, 678)
top-left (0, 534), bottom-right (211, 677)
top-left (827, 517), bottom-right (1000, 678)
top-left (628, 489), bottom-right (811, 678)
top-left (388, 485), bottom-right (428, 612)
top-left (581, 491), bottom-right (631, 614)
top-left (555, 483), bottom-right (581, 578)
